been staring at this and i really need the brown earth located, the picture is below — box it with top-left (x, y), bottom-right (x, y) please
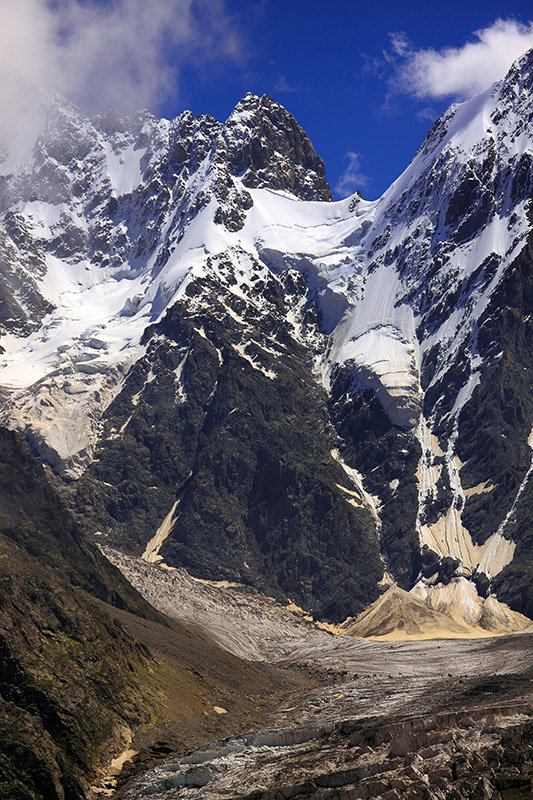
top-left (100, 552), bottom-right (533, 800)
top-left (93, 602), bottom-right (326, 796)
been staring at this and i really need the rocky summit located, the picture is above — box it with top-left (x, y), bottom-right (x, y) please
top-left (0, 44), bottom-right (532, 800)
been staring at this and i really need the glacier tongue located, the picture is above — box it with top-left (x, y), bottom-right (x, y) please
top-left (328, 264), bottom-right (421, 429)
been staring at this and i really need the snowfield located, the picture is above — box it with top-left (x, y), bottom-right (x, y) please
top-left (1, 49), bottom-right (533, 617)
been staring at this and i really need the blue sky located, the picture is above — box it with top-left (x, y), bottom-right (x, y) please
top-left (2, 1), bottom-right (533, 200)
top-left (170, 1), bottom-right (533, 198)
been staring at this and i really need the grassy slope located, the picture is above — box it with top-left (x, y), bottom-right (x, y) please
top-left (0, 429), bottom-right (319, 799)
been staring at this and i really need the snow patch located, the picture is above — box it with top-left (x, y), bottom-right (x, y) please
top-left (331, 449), bottom-right (381, 529)
top-left (231, 343), bottom-right (277, 379)
top-left (142, 500), bottom-right (180, 563)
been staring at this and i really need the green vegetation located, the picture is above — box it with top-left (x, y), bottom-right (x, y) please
top-left (0, 429), bottom-right (155, 799)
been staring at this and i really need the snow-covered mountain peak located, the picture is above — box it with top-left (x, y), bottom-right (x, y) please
top-left (0, 89), bottom-right (84, 180)
top-left (17, 87), bottom-right (83, 128)
top-left (0, 55), bottom-right (532, 624)
top-left (0, 87), bottom-right (336, 475)
top-left (221, 92), bottom-right (333, 201)
top-left (226, 90), bottom-right (264, 117)
top-left (244, 54), bottom-right (532, 434)
top-left (230, 54), bottom-right (533, 611)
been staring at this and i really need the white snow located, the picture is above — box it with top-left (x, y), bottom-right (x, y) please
top-left (102, 141), bottom-right (145, 196)
top-left (0, 55), bottom-right (531, 611)
top-left (172, 351), bottom-right (189, 400)
top-left (490, 426), bottom-right (533, 548)
top-left (330, 449), bottom-right (381, 529)
top-left (231, 343), bottom-right (277, 379)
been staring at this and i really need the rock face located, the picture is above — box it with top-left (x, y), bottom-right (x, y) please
top-left (0, 428), bottom-right (323, 800)
top-left (1, 51), bottom-right (533, 623)
top-left (73, 253), bottom-right (381, 621)
top-left (0, 428), bottom-right (157, 799)
top-left (222, 93), bottom-right (333, 200)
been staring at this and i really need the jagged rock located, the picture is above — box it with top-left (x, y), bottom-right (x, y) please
top-left (222, 93), bottom-right (333, 201)
top-left (1, 51), bottom-right (533, 627)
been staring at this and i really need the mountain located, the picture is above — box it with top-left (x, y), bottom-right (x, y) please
top-left (1, 51), bottom-right (532, 627)
top-left (0, 429), bottom-right (322, 800)
top-left (0, 426), bottom-right (155, 798)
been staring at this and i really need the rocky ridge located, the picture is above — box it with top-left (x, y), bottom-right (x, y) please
top-left (0, 89), bottom-right (329, 476)
top-left (0, 51), bottom-right (533, 623)
top-left (0, 428), bottom-right (323, 800)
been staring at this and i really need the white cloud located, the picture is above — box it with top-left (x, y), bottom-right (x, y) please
top-left (416, 106), bottom-right (438, 122)
top-left (334, 152), bottom-right (369, 198)
top-left (274, 74), bottom-right (299, 93)
top-left (389, 31), bottom-right (410, 59)
top-left (394, 18), bottom-right (533, 100)
top-left (0, 0), bottom-right (243, 115)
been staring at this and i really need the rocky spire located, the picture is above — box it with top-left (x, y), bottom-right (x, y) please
top-left (220, 92), bottom-right (333, 201)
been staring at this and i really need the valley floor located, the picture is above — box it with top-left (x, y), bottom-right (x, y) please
top-left (95, 552), bottom-right (532, 800)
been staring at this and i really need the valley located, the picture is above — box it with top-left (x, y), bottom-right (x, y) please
top-left (96, 551), bottom-right (533, 799)
top-left (0, 41), bottom-right (532, 800)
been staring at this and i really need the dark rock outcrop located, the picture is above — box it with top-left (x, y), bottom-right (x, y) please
top-left (73, 255), bottom-right (382, 622)
top-left (0, 428), bottom-right (155, 799)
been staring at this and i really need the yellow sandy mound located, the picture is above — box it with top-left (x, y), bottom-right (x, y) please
top-left (340, 584), bottom-right (531, 641)
top-left (340, 586), bottom-right (477, 640)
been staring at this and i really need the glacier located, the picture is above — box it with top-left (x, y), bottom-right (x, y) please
top-left (1, 50), bottom-right (533, 620)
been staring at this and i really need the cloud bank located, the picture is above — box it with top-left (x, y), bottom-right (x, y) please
top-left (393, 18), bottom-right (533, 101)
top-left (0, 0), bottom-right (242, 115)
